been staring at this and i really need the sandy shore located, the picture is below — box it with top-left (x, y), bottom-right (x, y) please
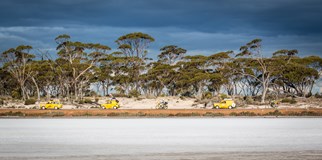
top-left (2, 96), bottom-right (322, 110)
top-left (1, 108), bottom-right (322, 117)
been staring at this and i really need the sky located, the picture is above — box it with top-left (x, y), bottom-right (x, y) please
top-left (0, 0), bottom-right (322, 58)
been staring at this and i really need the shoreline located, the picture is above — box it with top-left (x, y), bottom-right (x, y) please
top-left (2, 116), bottom-right (322, 119)
top-left (1, 108), bottom-right (322, 118)
top-left (2, 150), bottom-right (322, 160)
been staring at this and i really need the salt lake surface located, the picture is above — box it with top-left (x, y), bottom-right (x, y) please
top-left (1, 118), bottom-right (322, 160)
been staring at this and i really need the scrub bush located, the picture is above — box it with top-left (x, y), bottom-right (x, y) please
top-left (24, 99), bottom-right (36, 105)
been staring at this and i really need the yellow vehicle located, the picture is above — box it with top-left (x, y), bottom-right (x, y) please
top-left (40, 100), bottom-right (63, 110)
top-left (213, 99), bottom-right (236, 109)
top-left (101, 99), bottom-right (120, 109)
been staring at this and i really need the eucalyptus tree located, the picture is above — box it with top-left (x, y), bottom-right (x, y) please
top-left (144, 61), bottom-right (177, 96)
top-left (175, 55), bottom-right (214, 98)
top-left (207, 51), bottom-right (235, 96)
top-left (1, 45), bottom-right (35, 100)
top-left (33, 60), bottom-right (56, 100)
top-left (55, 34), bottom-right (110, 100)
top-left (280, 61), bottom-right (318, 97)
top-left (115, 32), bottom-right (154, 91)
top-left (302, 56), bottom-right (322, 95)
top-left (236, 39), bottom-right (280, 103)
top-left (158, 45), bottom-right (187, 65)
top-left (274, 56), bottom-right (321, 97)
top-left (93, 63), bottom-right (111, 96)
top-left (0, 68), bottom-right (17, 97)
top-left (142, 45), bottom-right (187, 96)
top-left (105, 51), bottom-right (137, 95)
top-left (273, 49), bottom-right (298, 64)
top-left (27, 61), bottom-right (42, 101)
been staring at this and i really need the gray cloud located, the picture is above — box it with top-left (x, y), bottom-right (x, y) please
top-left (0, 0), bottom-right (321, 58)
top-left (1, 0), bottom-right (322, 34)
top-left (1, 26), bottom-right (321, 60)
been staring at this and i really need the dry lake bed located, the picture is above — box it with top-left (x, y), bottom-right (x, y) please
top-left (1, 118), bottom-right (322, 160)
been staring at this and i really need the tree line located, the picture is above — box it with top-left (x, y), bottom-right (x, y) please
top-left (0, 32), bottom-right (321, 103)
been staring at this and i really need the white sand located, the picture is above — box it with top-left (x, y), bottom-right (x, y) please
top-left (1, 96), bottom-right (321, 109)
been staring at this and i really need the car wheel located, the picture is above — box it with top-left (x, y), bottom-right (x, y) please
top-left (54, 106), bottom-right (58, 110)
top-left (228, 106), bottom-right (232, 109)
top-left (215, 106), bottom-right (219, 109)
top-left (41, 106), bottom-right (45, 110)
top-left (101, 106), bottom-right (105, 109)
top-left (113, 106), bottom-right (117, 109)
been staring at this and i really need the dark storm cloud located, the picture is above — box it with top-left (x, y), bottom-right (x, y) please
top-left (1, 0), bottom-right (322, 35)
top-left (0, 0), bottom-right (322, 57)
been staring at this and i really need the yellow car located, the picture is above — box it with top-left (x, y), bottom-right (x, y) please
top-left (213, 99), bottom-right (236, 109)
top-left (40, 100), bottom-right (63, 110)
top-left (101, 99), bottom-right (120, 109)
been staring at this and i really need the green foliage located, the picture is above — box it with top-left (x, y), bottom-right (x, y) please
top-left (244, 96), bottom-right (254, 104)
top-left (315, 93), bottom-right (322, 98)
top-left (273, 49), bottom-right (298, 59)
top-left (281, 98), bottom-right (297, 104)
top-left (128, 90), bottom-right (141, 98)
top-left (220, 93), bottom-right (228, 100)
top-left (84, 98), bottom-right (92, 103)
top-left (112, 93), bottom-right (128, 97)
top-left (159, 45), bottom-right (186, 65)
top-left (0, 35), bottom-right (321, 103)
top-left (1, 45), bottom-right (35, 100)
top-left (24, 99), bottom-right (36, 105)
top-left (116, 32), bottom-right (155, 42)
top-left (0, 98), bottom-right (4, 105)
top-left (202, 92), bottom-right (213, 99)
top-left (290, 99), bottom-right (297, 104)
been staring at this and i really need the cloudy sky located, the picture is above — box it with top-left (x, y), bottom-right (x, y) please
top-left (1, 0), bottom-right (322, 58)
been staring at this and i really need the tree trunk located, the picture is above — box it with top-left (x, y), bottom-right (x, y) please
top-left (20, 84), bottom-right (26, 100)
top-left (74, 82), bottom-right (78, 101)
top-left (106, 79), bottom-right (109, 95)
top-left (197, 83), bottom-right (203, 99)
top-left (102, 82), bottom-right (106, 97)
top-left (261, 89), bottom-right (267, 103)
top-left (30, 76), bottom-right (40, 102)
top-left (261, 81), bottom-right (269, 103)
top-left (79, 83), bottom-right (83, 100)
top-left (66, 85), bottom-right (71, 103)
top-left (46, 86), bottom-right (51, 100)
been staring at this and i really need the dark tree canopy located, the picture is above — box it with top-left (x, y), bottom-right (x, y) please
top-left (0, 35), bottom-right (321, 103)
